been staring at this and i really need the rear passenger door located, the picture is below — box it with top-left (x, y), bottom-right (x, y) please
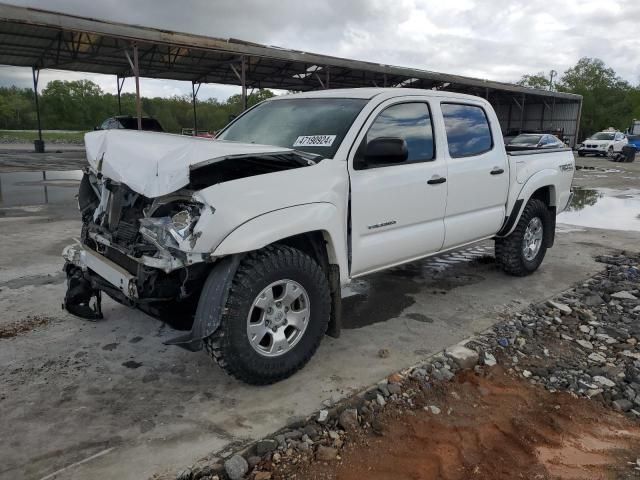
top-left (349, 99), bottom-right (447, 276)
top-left (440, 101), bottom-right (509, 249)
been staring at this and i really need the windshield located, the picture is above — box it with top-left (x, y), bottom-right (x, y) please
top-left (510, 134), bottom-right (542, 145)
top-left (589, 132), bottom-right (615, 140)
top-left (119, 117), bottom-right (164, 132)
top-left (218, 98), bottom-right (368, 158)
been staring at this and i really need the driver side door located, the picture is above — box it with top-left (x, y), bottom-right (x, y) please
top-left (348, 99), bottom-right (447, 277)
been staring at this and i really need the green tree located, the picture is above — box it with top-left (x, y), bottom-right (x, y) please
top-left (225, 89), bottom-right (276, 116)
top-left (0, 86), bottom-right (35, 129)
top-left (41, 79), bottom-right (111, 129)
top-left (516, 72), bottom-right (551, 90)
top-left (557, 57), bottom-right (635, 138)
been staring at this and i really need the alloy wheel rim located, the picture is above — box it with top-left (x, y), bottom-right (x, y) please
top-left (522, 216), bottom-right (543, 262)
top-left (246, 279), bottom-right (310, 357)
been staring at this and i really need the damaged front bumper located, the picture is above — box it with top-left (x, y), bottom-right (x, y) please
top-left (62, 243), bottom-right (139, 320)
top-left (63, 244), bottom-right (138, 299)
top-left (61, 242), bottom-right (242, 352)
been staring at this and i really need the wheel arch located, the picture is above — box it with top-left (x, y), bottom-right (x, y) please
top-left (499, 177), bottom-right (558, 241)
top-left (211, 203), bottom-right (345, 338)
top-left (211, 203), bottom-right (346, 273)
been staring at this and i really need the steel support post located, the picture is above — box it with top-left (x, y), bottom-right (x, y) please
top-left (191, 81), bottom-right (201, 135)
top-left (32, 67), bottom-right (44, 152)
top-left (125, 43), bottom-right (142, 130)
top-left (116, 75), bottom-right (125, 115)
top-left (574, 98), bottom-right (583, 147)
top-left (520, 94), bottom-right (526, 133)
top-left (241, 55), bottom-right (247, 111)
top-left (133, 44), bottom-right (142, 130)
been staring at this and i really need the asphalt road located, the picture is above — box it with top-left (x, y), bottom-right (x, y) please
top-left (1, 152), bottom-right (639, 480)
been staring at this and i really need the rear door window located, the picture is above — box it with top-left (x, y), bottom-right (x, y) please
top-left (441, 103), bottom-right (493, 158)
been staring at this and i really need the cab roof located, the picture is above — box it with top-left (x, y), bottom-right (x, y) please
top-left (269, 87), bottom-right (489, 104)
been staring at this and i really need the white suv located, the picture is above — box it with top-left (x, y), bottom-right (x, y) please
top-left (578, 131), bottom-right (627, 157)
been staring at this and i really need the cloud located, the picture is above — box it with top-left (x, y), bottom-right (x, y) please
top-left (1, 0), bottom-right (639, 99)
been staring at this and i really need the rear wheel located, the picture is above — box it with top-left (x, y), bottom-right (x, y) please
top-left (578, 151), bottom-right (586, 157)
top-left (495, 199), bottom-right (552, 276)
top-left (203, 245), bottom-right (330, 385)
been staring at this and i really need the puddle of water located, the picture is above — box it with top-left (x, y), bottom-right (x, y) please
top-left (341, 244), bottom-right (490, 329)
top-left (558, 188), bottom-right (640, 232)
top-left (0, 170), bottom-right (82, 207)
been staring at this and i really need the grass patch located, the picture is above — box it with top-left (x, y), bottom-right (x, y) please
top-left (0, 129), bottom-right (87, 144)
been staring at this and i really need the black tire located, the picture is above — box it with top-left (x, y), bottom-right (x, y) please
top-left (203, 245), bottom-right (330, 385)
top-left (578, 151), bottom-right (586, 157)
top-left (607, 146), bottom-right (614, 158)
top-left (495, 199), bottom-right (551, 276)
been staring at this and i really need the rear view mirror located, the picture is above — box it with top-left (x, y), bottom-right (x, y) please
top-left (364, 137), bottom-right (408, 166)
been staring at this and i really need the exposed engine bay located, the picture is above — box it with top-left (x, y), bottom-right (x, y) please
top-left (62, 148), bottom-right (316, 326)
top-left (63, 168), bottom-right (211, 322)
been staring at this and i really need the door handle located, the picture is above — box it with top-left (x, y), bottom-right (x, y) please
top-left (490, 167), bottom-right (505, 175)
top-left (427, 175), bottom-right (446, 185)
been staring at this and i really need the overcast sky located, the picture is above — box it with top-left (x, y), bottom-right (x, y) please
top-left (1, 0), bottom-right (639, 100)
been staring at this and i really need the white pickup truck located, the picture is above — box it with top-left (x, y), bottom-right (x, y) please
top-left (62, 88), bottom-right (574, 384)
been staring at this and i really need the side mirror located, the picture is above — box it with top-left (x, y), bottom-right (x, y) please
top-left (94, 126), bottom-right (100, 131)
top-left (364, 137), bottom-right (408, 166)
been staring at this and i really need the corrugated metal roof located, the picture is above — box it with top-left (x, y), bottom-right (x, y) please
top-left (0, 2), bottom-right (581, 103)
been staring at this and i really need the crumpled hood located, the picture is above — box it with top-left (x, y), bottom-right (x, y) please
top-left (84, 129), bottom-right (293, 197)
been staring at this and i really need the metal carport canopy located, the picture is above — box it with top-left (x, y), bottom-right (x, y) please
top-left (0, 2), bottom-right (581, 103)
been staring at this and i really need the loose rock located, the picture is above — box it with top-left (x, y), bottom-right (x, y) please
top-left (576, 339), bottom-right (594, 350)
top-left (483, 352), bottom-right (497, 367)
top-left (224, 455), bottom-right (248, 480)
top-left (256, 439), bottom-right (278, 455)
top-left (547, 300), bottom-right (572, 315)
top-left (611, 291), bottom-right (638, 301)
top-left (593, 376), bottom-right (616, 388)
top-left (613, 399), bottom-right (633, 412)
top-left (317, 409), bottom-right (329, 423)
top-left (445, 345), bottom-right (479, 369)
top-left (339, 408), bottom-right (359, 432)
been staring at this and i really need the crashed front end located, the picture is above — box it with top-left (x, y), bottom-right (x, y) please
top-left (62, 130), bottom-right (315, 349)
top-left (62, 167), bottom-right (214, 326)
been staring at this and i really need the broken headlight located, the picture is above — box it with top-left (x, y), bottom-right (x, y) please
top-left (139, 205), bottom-right (201, 248)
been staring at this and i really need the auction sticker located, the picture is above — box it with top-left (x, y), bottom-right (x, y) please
top-left (293, 135), bottom-right (336, 147)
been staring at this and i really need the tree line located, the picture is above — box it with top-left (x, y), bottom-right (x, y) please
top-left (0, 81), bottom-right (274, 133)
top-left (0, 57), bottom-right (638, 139)
top-left (517, 57), bottom-right (640, 137)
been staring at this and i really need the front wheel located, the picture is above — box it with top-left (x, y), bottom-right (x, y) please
top-left (495, 199), bottom-right (552, 276)
top-left (203, 245), bottom-right (330, 385)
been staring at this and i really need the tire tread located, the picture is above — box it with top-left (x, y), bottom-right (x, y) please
top-left (495, 198), bottom-right (550, 277)
top-left (203, 245), bottom-right (330, 385)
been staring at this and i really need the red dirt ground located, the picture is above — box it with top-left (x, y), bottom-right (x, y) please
top-left (273, 368), bottom-right (640, 480)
